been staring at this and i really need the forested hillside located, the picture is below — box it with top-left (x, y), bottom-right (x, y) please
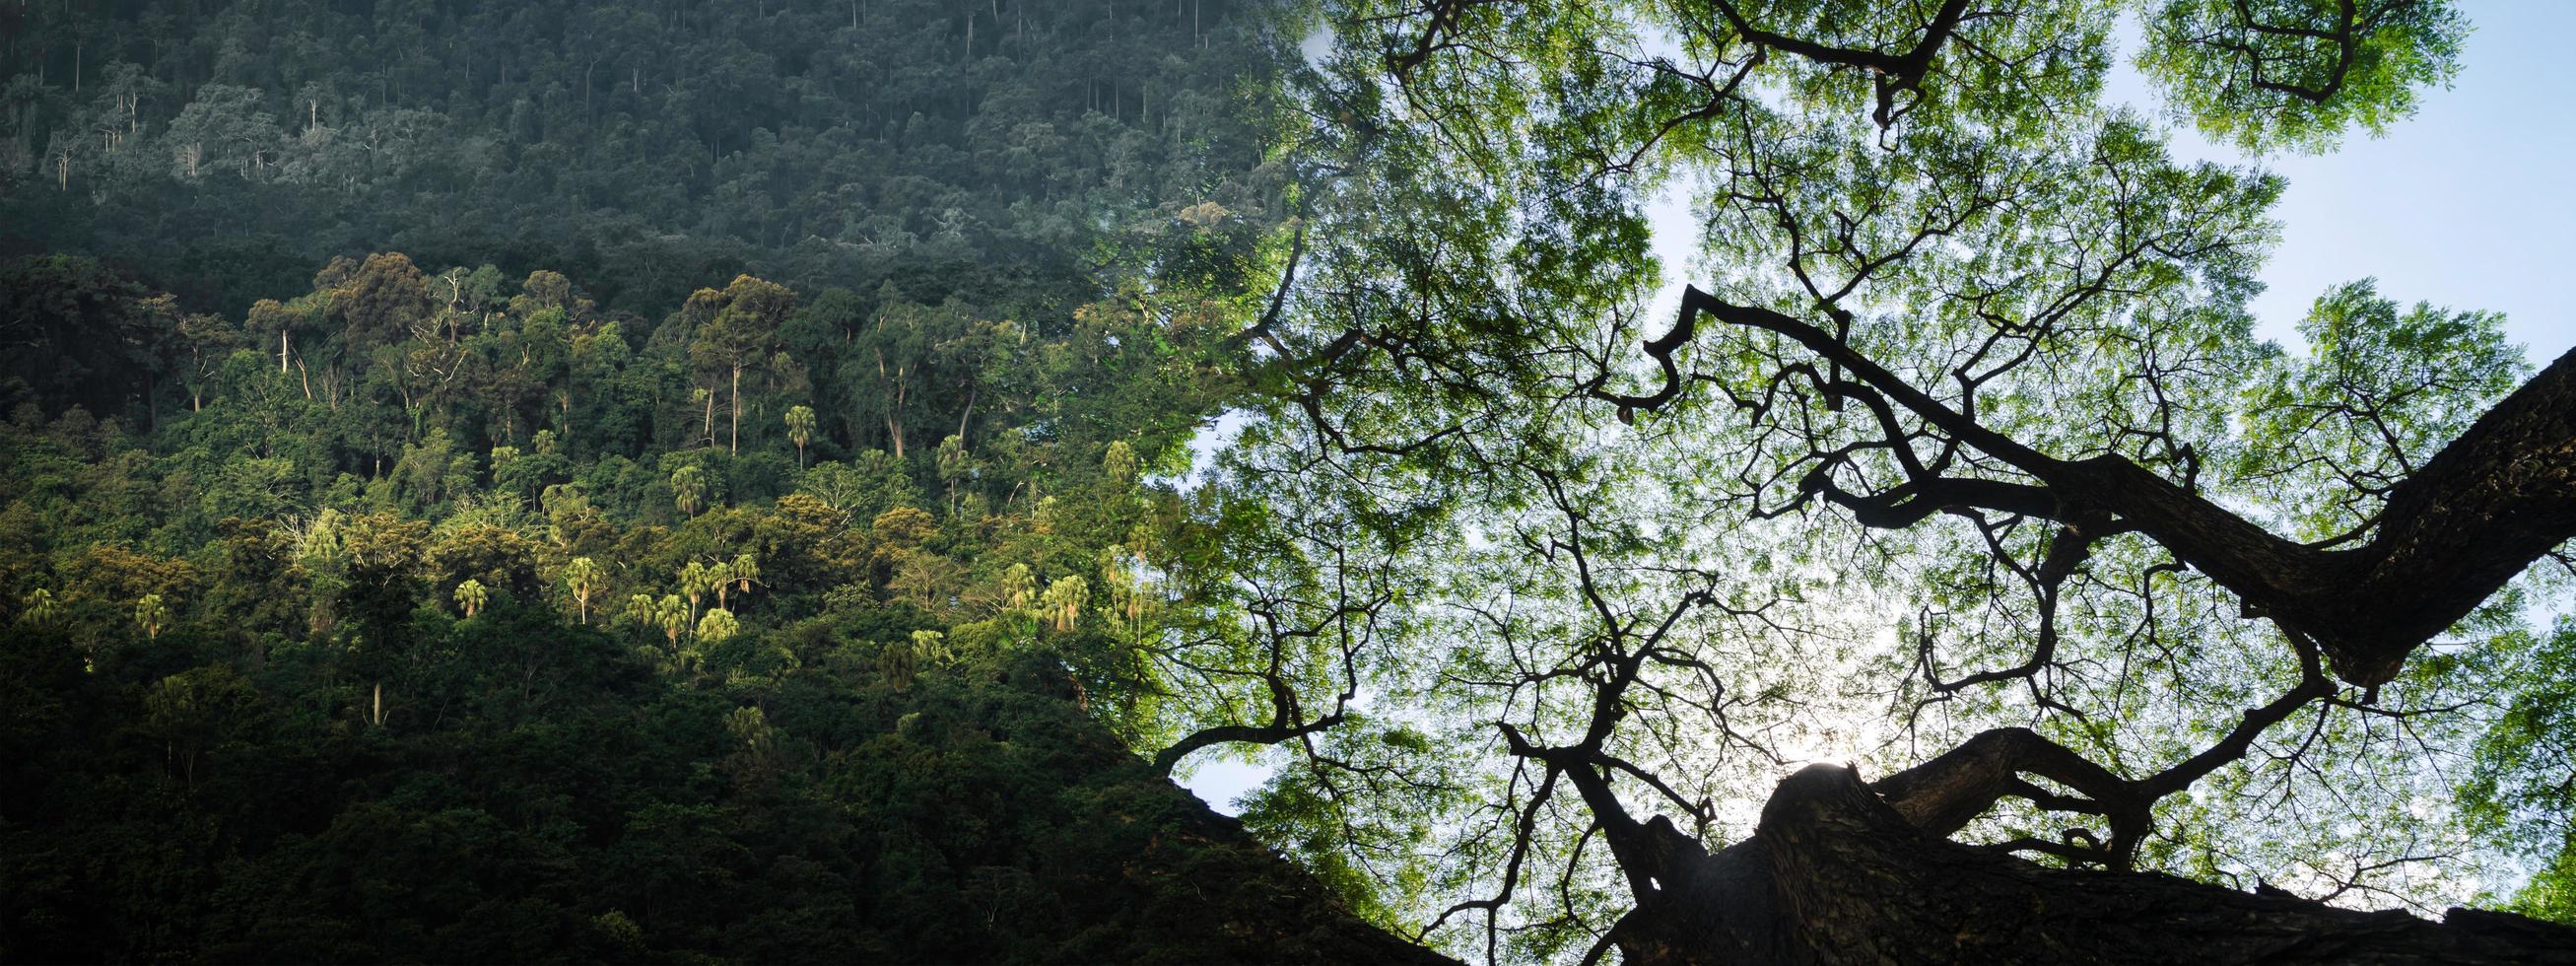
top-left (0, 0), bottom-right (1288, 314)
top-left (0, 242), bottom-right (1451, 960)
top-left (0, 1), bottom-right (1457, 963)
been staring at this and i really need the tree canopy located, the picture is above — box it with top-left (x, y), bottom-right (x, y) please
top-left (0, 0), bottom-right (1293, 315)
top-left (1136, 0), bottom-right (2576, 960)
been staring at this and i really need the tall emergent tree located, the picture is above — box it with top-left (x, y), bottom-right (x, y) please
top-left (684, 275), bottom-right (795, 457)
top-left (1169, 0), bottom-right (2576, 961)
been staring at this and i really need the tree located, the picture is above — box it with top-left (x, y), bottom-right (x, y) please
top-left (680, 561), bottom-right (716, 622)
top-left (911, 628), bottom-right (951, 665)
top-left (1001, 563), bottom-right (1038, 617)
top-left (1193, 1), bottom-right (2576, 961)
top-left (671, 464), bottom-right (708, 518)
top-left (451, 579), bottom-right (487, 618)
top-left (19, 587), bottom-right (58, 624)
top-left (849, 296), bottom-right (967, 460)
top-left (2140, 0), bottom-right (2467, 151)
top-left (653, 594), bottom-right (689, 649)
top-left (0, 4), bottom-right (1441, 960)
top-left (722, 704), bottom-right (774, 776)
top-left (328, 252), bottom-right (437, 360)
top-left (709, 560), bottom-right (736, 610)
top-left (623, 592), bottom-right (657, 630)
top-left (172, 310), bottom-right (239, 412)
top-left (135, 593), bottom-right (169, 642)
top-left (562, 556), bottom-right (603, 625)
top-left (159, 84), bottom-right (283, 179)
top-left (1041, 575), bottom-right (1087, 633)
top-left (1103, 440), bottom-right (1139, 483)
top-left (1099, 545), bottom-right (1148, 640)
top-left (0, 255), bottom-right (167, 422)
top-left (785, 404), bottom-right (816, 468)
top-left (696, 607), bottom-right (738, 644)
top-left (936, 434), bottom-right (972, 514)
top-left (683, 275), bottom-right (794, 456)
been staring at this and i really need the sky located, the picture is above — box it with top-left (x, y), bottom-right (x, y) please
top-left (1642, 2), bottom-right (2576, 362)
top-left (2133, 2), bottom-right (2576, 360)
top-left (1187, 2), bottom-right (2576, 815)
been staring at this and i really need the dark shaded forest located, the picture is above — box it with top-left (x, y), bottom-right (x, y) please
top-left (0, 0), bottom-right (1455, 962)
top-left (0, 0), bottom-right (1288, 315)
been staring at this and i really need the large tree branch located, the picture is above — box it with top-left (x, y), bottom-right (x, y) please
top-left (1871, 635), bottom-right (2331, 868)
top-left (1706, 0), bottom-right (1976, 127)
top-left (1154, 709), bottom-right (1348, 775)
top-left (1639, 285), bottom-right (2576, 686)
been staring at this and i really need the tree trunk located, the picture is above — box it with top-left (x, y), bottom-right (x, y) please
top-left (1610, 765), bottom-right (2576, 965)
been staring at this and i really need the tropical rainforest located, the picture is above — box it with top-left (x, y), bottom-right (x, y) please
top-left (7, 0), bottom-right (2576, 963)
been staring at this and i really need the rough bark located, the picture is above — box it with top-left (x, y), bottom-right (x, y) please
top-left (2326, 344), bottom-right (2576, 673)
top-left (1611, 764), bottom-right (2576, 965)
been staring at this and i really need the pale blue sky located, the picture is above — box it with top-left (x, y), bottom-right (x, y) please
top-left (1642, 2), bottom-right (2576, 363)
top-left (2135, 1), bottom-right (2576, 362)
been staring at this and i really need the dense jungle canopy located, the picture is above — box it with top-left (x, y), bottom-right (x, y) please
top-left (6, 0), bottom-right (2576, 963)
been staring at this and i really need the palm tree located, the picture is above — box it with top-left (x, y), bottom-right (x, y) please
top-left (912, 629), bottom-right (950, 664)
top-left (20, 587), bottom-right (59, 624)
top-left (654, 594), bottom-right (690, 647)
top-left (624, 592), bottom-right (657, 628)
top-left (452, 579), bottom-right (488, 618)
top-left (136, 593), bottom-right (169, 642)
top-left (563, 557), bottom-right (602, 625)
top-left (697, 607), bottom-right (738, 643)
top-left (784, 404), bottom-right (816, 468)
top-left (1042, 576), bottom-right (1087, 633)
top-left (1001, 564), bottom-right (1036, 616)
top-left (672, 464), bottom-right (708, 517)
top-left (710, 560), bottom-right (736, 609)
top-left (680, 561), bottom-right (716, 621)
top-left (1101, 546), bottom-right (1148, 638)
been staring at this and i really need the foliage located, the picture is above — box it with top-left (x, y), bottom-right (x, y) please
top-left (2138, 0), bottom-right (2467, 152)
top-left (0, 0), bottom-right (1407, 958)
top-left (11, 0), bottom-right (2568, 961)
top-left (0, 0), bottom-right (1297, 318)
top-left (1174, 0), bottom-right (2565, 957)
top-left (0, 232), bottom-right (1401, 959)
